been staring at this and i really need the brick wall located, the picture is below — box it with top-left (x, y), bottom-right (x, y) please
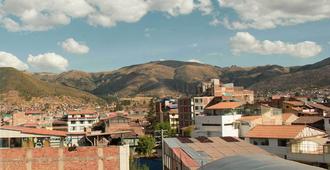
top-left (0, 146), bottom-right (126, 170)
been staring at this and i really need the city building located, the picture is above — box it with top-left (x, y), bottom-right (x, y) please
top-left (245, 125), bottom-right (327, 159)
top-left (90, 114), bottom-right (144, 147)
top-left (193, 102), bottom-right (244, 137)
top-left (178, 96), bottom-right (213, 130)
top-left (66, 110), bottom-right (99, 145)
top-left (197, 79), bottom-right (254, 104)
top-left (163, 136), bottom-right (271, 170)
top-left (156, 98), bottom-right (179, 131)
top-left (292, 116), bottom-right (324, 130)
top-left (12, 110), bottom-right (46, 126)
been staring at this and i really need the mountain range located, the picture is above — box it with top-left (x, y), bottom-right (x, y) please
top-left (2, 58), bottom-right (330, 101)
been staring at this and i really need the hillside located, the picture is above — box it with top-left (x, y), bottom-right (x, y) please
top-left (32, 58), bottom-right (330, 97)
top-left (0, 67), bottom-right (103, 103)
top-left (92, 61), bottom-right (222, 97)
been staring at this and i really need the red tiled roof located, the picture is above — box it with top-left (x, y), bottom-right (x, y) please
top-left (206, 102), bottom-right (242, 110)
top-left (283, 101), bottom-right (305, 106)
top-left (307, 103), bottom-right (330, 112)
top-left (25, 110), bottom-right (44, 115)
top-left (67, 110), bottom-right (97, 115)
top-left (0, 126), bottom-right (66, 137)
top-left (172, 148), bottom-right (199, 168)
top-left (246, 125), bottom-right (307, 139)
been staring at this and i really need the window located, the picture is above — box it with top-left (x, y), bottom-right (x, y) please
top-left (278, 139), bottom-right (289, 147)
top-left (80, 121), bottom-right (84, 124)
top-left (72, 127), bottom-right (76, 131)
top-left (71, 121), bottom-right (76, 124)
top-left (88, 120), bottom-right (93, 124)
top-left (195, 106), bottom-right (199, 110)
top-left (250, 138), bottom-right (269, 146)
top-left (202, 123), bottom-right (221, 126)
top-left (0, 138), bottom-right (9, 147)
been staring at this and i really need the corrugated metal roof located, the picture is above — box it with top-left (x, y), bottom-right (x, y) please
top-left (200, 154), bottom-right (323, 170)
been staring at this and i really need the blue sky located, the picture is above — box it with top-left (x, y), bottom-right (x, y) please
top-left (0, 0), bottom-right (329, 72)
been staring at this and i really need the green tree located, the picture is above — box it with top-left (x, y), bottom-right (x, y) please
top-left (154, 121), bottom-right (176, 137)
top-left (135, 136), bottom-right (156, 157)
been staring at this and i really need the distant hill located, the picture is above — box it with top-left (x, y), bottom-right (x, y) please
top-left (0, 67), bottom-right (103, 103)
top-left (32, 58), bottom-right (330, 97)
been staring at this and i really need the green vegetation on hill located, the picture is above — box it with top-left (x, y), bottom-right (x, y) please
top-left (0, 67), bottom-right (103, 103)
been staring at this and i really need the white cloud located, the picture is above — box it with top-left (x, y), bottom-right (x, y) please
top-left (0, 51), bottom-right (28, 70)
top-left (187, 59), bottom-right (203, 63)
top-left (209, 17), bottom-right (221, 26)
top-left (197, 0), bottom-right (213, 15)
top-left (230, 32), bottom-right (322, 58)
top-left (0, 0), bottom-right (92, 31)
top-left (219, 0), bottom-right (330, 29)
top-left (86, 0), bottom-right (149, 27)
top-left (27, 53), bottom-right (69, 72)
top-left (0, 0), bottom-right (213, 31)
top-left (149, 0), bottom-right (195, 16)
top-left (61, 38), bottom-right (90, 54)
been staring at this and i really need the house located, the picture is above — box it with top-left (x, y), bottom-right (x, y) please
top-left (236, 115), bottom-right (262, 138)
top-left (163, 136), bottom-right (271, 170)
top-left (0, 126), bottom-right (66, 148)
top-left (282, 113), bottom-right (299, 125)
top-left (236, 112), bottom-right (298, 138)
top-left (245, 125), bottom-right (327, 158)
top-left (12, 110), bottom-right (46, 126)
top-left (66, 110), bottom-right (99, 145)
top-left (323, 113), bottom-right (330, 135)
top-left (197, 79), bottom-right (254, 104)
top-left (193, 102), bottom-right (243, 137)
top-left (292, 116), bottom-right (324, 131)
top-left (155, 98), bottom-right (179, 131)
top-left (178, 96), bottom-right (214, 130)
top-left (282, 101), bottom-right (305, 113)
top-left (88, 114), bottom-right (144, 147)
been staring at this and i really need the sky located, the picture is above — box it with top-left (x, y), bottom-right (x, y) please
top-left (0, 0), bottom-right (330, 72)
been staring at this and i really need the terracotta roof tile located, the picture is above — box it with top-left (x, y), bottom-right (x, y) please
top-left (67, 110), bottom-right (97, 115)
top-left (246, 125), bottom-right (306, 139)
top-left (284, 101), bottom-right (305, 106)
top-left (0, 126), bottom-right (66, 137)
top-left (206, 102), bottom-right (242, 110)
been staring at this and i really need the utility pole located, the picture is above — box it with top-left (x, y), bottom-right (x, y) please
top-left (155, 129), bottom-right (167, 170)
top-left (161, 129), bottom-right (164, 170)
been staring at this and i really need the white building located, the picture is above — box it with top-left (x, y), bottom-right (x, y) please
top-left (193, 102), bottom-right (243, 137)
top-left (67, 110), bottom-right (99, 145)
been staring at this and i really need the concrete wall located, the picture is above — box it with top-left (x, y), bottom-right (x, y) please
top-left (0, 145), bottom-right (129, 170)
top-left (194, 115), bottom-right (241, 137)
top-left (246, 138), bottom-right (288, 158)
top-left (324, 118), bottom-right (330, 135)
